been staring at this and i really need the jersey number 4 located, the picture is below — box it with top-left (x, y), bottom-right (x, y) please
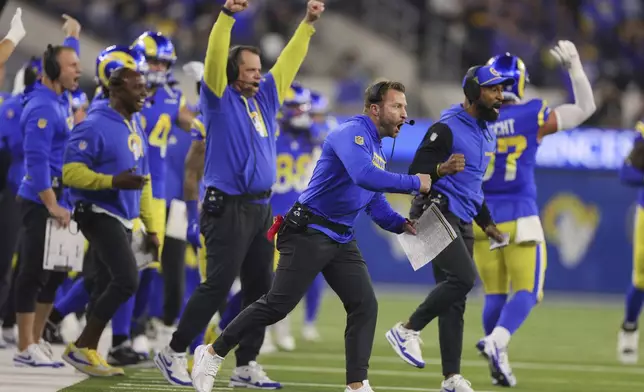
top-left (483, 135), bottom-right (527, 182)
top-left (145, 113), bottom-right (172, 158)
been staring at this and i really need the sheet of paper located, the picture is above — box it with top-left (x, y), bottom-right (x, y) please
top-left (397, 203), bottom-right (458, 271)
top-left (43, 219), bottom-right (85, 272)
top-left (489, 232), bottom-right (510, 250)
top-left (132, 229), bottom-right (155, 270)
top-left (166, 199), bottom-right (188, 240)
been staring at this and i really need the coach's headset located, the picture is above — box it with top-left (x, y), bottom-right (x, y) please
top-left (226, 45), bottom-right (260, 87)
top-left (43, 44), bottom-right (62, 81)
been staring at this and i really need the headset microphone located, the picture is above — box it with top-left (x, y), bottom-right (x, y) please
top-left (405, 119), bottom-right (415, 126)
top-left (239, 80), bottom-right (260, 88)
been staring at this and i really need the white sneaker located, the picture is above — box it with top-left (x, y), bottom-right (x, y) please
top-left (344, 380), bottom-right (375, 391)
top-left (273, 317), bottom-right (295, 351)
top-left (132, 335), bottom-right (150, 358)
top-left (385, 322), bottom-right (425, 368)
top-left (192, 344), bottom-right (223, 392)
top-left (441, 374), bottom-right (474, 392)
top-left (229, 360), bottom-right (282, 389)
top-left (302, 323), bottom-right (321, 342)
top-left (154, 346), bottom-right (192, 386)
top-left (260, 327), bottom-right (278, 355)
top-left (618, 328), bottom-right (639, 364)
top-left (476, 337), bottom-right (516, 387)
top-left (38, 339), bottom-right (65, 367)
top-left (14, 343), bottom-right (63, 368)
top-left (2, 327), bottom-right (16, 346)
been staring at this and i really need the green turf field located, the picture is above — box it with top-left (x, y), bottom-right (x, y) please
top-left (61, 292), bottom-right (644, 391)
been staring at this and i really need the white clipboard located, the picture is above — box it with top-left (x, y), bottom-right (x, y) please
top-left (397, 204), bottom-right (458, 271)
top-left (131, 229), bottom-right (156, 270)
top-left (43, 218), bottom-right (85, 272)
top-left (166, 199), bottom-right (188, 241)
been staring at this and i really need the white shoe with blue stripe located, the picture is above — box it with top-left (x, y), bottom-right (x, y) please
top-left (154, 346), bottom-right (193, 386)
top-left (476, 337), bottom-right (516, 387)
top-left (385, 322), bottom-right (425, 368)
top-left (229, 361), bottom-right (282, 389)
top-left (14, 343), bottom-right (63, 368)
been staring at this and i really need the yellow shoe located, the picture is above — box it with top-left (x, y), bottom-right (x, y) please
top-left (62, 343), bottom-right (124, 377)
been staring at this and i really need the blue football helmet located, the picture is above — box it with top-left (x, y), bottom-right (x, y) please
top-left (486, 53), bottom-right (529, 101)
top-left (131, 31), bottom-right (177, 86)
top-left (310, 91), bottom-right (329, 115)
top-left (280, 82), bottom-right (313, 131)
top-left (71, 89), bottom-right (88, 111)
top-left (95, 45), bottom-right (148, 88)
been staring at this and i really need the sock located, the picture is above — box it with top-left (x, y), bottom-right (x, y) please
top-left (496, 290), bottom-right (537, 336)
top-left (219, 291), bottom-right (243, 331)
top-left (624, 285), bottom-right (644, 328)
top-left (148, 270), bottom-right (164, 319)
top-left (54, 277), bottom-right (90, 318)
top-left (482, 294), bottom-right (507, 335)
top-left (305, 273), bottom-right (324, 324)
top-left (111, 295), bottom-right (135, 345)
top-left (134, 269), bottom-right (155, 320)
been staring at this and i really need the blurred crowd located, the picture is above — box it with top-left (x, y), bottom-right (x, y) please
top-left (28, 0), bottom-right (644, 126)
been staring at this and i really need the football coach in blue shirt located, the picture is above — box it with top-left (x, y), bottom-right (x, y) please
top-left (386, 65), bottom-right (510, 392)
top-left (189, 80), bottom-right (432, 392)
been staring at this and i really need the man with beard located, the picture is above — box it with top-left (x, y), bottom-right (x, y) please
top-left (385, 65), bottom-right (511, 392)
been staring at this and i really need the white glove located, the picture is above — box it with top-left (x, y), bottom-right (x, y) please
top-left (183, 61), bottom-right (205, 82)
top-left (549, 40), bottom-right (582, 72)
top-left (4, 8), bottom-right (26, 46)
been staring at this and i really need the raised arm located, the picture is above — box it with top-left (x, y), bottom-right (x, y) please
top-left (0, 8), bottom-right (26, 68)
top-left (268, 1), bottom-right (324, 105)
top-left (202, 2), bottom-right (239, 98)
top-left (61, 14), bottom-right (81, 56)
top-left (330, 126), bottom-right (420, 194)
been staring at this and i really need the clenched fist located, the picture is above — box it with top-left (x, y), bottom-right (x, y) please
top-left (305, 1), bottom-right (325, 24)
top-left (438, 153), bottom-right (465, 176)
top-left (414, 173), bottom-right (432, 194)
top-left (224, 0), bottom-right (248, 13)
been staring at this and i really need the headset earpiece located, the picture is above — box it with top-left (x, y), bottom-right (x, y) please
top-left (226, 46), bottom-right (242, 85)
top-left (43, 44), bottom-right (61, 81)
top-left (463, 65), bottom-right (482, 104)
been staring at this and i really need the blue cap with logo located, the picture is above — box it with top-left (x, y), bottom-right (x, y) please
top-left (462, 65), bottom-right (515, 89)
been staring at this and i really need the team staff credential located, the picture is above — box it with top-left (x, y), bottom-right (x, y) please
top-left (13, 15), bottom-right (82, 369)
top-left (386, 65), bottom-right (512, 392)
top-left (155, 0), bottom-right (324, 388)
top-left (197, 80), bottom-right (431, 392)
top-left (62, 67), bottom-right (161, 376)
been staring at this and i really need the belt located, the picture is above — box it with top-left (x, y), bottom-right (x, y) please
top-left (291, 203), bottom-right (351, 236)
top-left (207, 187), bottom-right (271, 202)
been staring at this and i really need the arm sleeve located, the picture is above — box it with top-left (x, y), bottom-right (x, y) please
top-left (268, 22), bottom-right (316, 105)
top-left (202, 12), bottom-right (235, 98)
top-left (191, 117), bottom-right (206, 141)
top-left (474, 200), bottom-right (495, 229)
top-left (330, 126), bottom-right (420, 194)
top-left (63, 124), bottom-right (113, 190)
top-left (408, 123), bottom-right (453, 183)
top-left (63, 36), bottom-right (80, 56)
top-left (23, 105), bottom-right (56, 193)
top-left (140, 174), bottom-right (160, 233)
top-left (366, 193), bottom-right (406, 234)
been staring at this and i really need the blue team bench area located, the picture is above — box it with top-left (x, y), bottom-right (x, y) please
top-left (334, 115), bottom-right (641, 295)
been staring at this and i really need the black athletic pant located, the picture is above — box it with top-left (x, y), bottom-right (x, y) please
top-left (213, 226), bottom-right (378, 385)
top-left (14, 199), bottom-right (67, 313)
top-left (162, 206), bottom-right (186, 326)
top-left (406, 209), bottom-right (478, 377)
top-left (170, 199), bottom-right (273, 367)
top-left (78, 212), bottom-right (138, 324)
top-left (0, 187), bottom-right (20, 312)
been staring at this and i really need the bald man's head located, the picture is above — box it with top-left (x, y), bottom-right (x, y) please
top-left (108, 67), bottom-right (147, 115)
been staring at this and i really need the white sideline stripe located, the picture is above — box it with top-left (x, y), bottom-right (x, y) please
top-left (266, 351), bottom-right (644, 374)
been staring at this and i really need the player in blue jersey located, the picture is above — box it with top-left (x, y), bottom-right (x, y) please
top-left (473, 42), bottom-right (596, 386)
top-left (617, 120), bottom-right (644, 364)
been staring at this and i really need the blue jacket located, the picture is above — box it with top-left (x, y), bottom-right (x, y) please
top-left (409, 104), bottom-right (496, 223)
top-left (18, 83), bottom-right (73, 203)
top-left (298, 115), bottom-right (420, 243)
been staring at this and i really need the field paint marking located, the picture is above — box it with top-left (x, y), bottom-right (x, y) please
top-left (266, 352), bottom-right (644, 374)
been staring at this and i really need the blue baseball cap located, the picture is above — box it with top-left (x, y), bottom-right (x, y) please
top-left (463, 65), bottom-right (515, 89)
